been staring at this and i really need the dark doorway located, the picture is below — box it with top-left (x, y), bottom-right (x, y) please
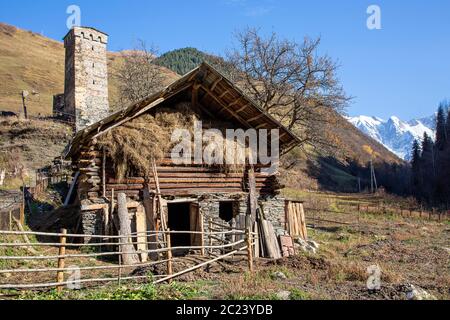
top-left (219, 201), bottom-right (234, 222)
top-left (167, 202), bottom-right (191, 248)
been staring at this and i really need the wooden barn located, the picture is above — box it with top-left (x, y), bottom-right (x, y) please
top-left (65, 62), bottom-right (301, 247)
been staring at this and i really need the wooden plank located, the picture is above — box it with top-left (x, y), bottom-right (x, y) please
top-left (135, 204), bottom-right (148, 262)
top-left (117, 193), bottom-right (139, 265)
top-left (64, 171), bottom-right (80, 206)
top-left (143, 184), bottom-right (158, 261)
top-left (299, 203), bottom-right (307, 240)
top-left (102, 149), bottom-right (106, 197)
top-left (266, 221), bottom-right (282, 259)
top-left (189, 203), bottom-right (202, 247)
top-left (248, 167), bottom-right (258, 228)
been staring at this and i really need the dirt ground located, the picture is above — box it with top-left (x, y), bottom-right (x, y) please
top-left (1, 193), bottom-right (449, 300)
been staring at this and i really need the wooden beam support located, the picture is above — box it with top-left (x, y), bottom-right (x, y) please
top-left (236, 104), bottom-right (250, 114)
top-left (191, 83), bottom-right (201, 108)
top-left (219, 90), bottom-right (229, 98)
top-left (210, 77), bottom-right (223, 91)
top-left (200, 85), bottom-right (254, 129)
top-left (247, 114), bottom-right (265, 123)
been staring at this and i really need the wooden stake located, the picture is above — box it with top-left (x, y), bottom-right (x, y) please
top-left (102, 148), bottom-right (106, 198)
top-left (64, 171), bottom-right (80, 206)
top-left (8, 211), bottom-right (12, 231)
top-left (21, 182), bottom-right (25, 225)
top-left (208, 219), bottom-right (213, 255)
top-left (56, 229), bottom-right (67, 293)
top-left (166, 230), bottom-right (173, 283)
top-left (200, 212), bottom-right (205, 256)
top-left (117, 193), bottom-right (139, 265)
top-left (246, 227), bottom-right (254, 273)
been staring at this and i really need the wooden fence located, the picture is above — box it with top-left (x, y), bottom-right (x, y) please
top-left (0, 228), bottom-right (257, 292)
top-left (304, 201), bottom-right (449, 226)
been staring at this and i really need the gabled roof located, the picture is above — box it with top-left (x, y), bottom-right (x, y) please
top-left (66, 62), bottom-right (301, 158)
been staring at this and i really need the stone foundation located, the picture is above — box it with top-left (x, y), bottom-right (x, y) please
top-left (81, 210), bottom-right (103, 243)
top-left (79, 193), bottom-right (286, 241)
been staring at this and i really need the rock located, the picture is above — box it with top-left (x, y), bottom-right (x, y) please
top-left (276, 290), bottom-right (291, 300)
top-left (406, 284), bottom-right (437, 300)
top-left (295, 238), bottom-right (317, 254)
top-left (307, 240), bottom-right (319, 250)
top-left (271, 271), bottom-right (287, 280)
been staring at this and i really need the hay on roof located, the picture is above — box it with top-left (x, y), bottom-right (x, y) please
top-left (97, 102), bottom-right (197, 180)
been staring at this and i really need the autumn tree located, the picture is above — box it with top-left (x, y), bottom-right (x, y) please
top-left (226, 28), bottom-right (350, 152)
top-left (112, 40), bottom-right (165, 112)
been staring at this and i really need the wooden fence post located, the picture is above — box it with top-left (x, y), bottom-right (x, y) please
top-left (246, 227), bottom-right (254, 273)
top-left (118, 245), bottom-right (122, 286)
top-left (166, 229), bottom-right (173, 283)
top-left (56, 228), bottom-right (67, 293)
top-left (21, 183), bottom-right (25, 225)
top-left (208, 219), bottom-right (213, 255)
top-left (8, 210), bottom-right (12, 231)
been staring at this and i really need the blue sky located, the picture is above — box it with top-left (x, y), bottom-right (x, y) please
top-left (1, 0), bottom-right (449, 120)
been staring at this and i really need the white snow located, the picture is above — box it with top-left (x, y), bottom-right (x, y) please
top-left (347, 114), bottom-right (436, 160)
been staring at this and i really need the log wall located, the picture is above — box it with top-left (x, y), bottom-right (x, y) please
top-left (74, 147), bottom-right (283, 203)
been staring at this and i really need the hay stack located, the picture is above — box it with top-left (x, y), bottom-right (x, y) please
top-left (97, 102), bottom-right (197, 180)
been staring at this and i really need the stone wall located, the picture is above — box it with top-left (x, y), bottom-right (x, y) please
top-left (198, 192), bottom-right (286, 234)
top-left (79, 193), bottom-right (287, 242)
top-left (81, 210), bottom-right (104, 243)
top-left (63, 27), bottom-right (109, 132)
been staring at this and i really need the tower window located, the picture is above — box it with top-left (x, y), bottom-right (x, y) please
top-left (92, 62), bottom-right (95, 68)
top-left (92, 45), bottom-right (94, 51)
top-left (93, 80), bottom-right (96, 85)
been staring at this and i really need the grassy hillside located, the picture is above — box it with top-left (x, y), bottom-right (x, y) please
top-left (0, 23), bottom-right (65, 115)
top-left (0, 22), bottom-right (179, 116)
top-left (0, 117), bottom-right (73, 189)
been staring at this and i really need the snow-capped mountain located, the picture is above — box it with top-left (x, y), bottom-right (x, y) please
top-left (346, 115), bottom-right (435, 160)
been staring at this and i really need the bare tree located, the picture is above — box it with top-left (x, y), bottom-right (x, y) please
top-left (226, 28), bottom-right (350, 151)
top-left (112, 40), bottom-right (165, 111)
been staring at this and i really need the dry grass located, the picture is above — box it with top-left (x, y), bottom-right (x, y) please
top-left (97, 102), bottom-right (197, 179)
top-left (0, 117), bottom-right (72, 187)
top-left (0, 23), bottom-right (180, 116)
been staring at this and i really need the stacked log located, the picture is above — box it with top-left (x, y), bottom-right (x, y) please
top-left (74, 144), bottom-right (282, 202)
top-left (76, 146), bottom-right (102, 201)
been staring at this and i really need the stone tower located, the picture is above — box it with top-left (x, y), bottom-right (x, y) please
top-left (63, 27), bottom-right (109, 132)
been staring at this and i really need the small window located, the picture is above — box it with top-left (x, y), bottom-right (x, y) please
top-left (219, 201), bottom-right (235, 222)
top-left (92, 45), bottom-right (94, 51)
top-left (92, 62), bottom-right (95, 68)
top-left (93, 80), bottom-right (96, 85)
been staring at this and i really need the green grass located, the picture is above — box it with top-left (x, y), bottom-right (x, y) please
top-left (289, 288), bottom-right (311, 300)
top-left (19, 281), bottom-right (204, 300)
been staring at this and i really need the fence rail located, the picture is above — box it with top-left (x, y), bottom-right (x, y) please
top-left (304, 202), bottom-right (449, 223)
top-left (0, 227), bottom-right (257, 292)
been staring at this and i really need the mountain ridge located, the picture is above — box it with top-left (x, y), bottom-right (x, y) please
top-left (347, 114), bottom-right (435, 160)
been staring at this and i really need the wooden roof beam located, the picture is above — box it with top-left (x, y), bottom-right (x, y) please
top-left (219, 90), bottom-right (229, 98)
top-left (247, 114), bottom-right (265, 123)
top-left (210, 77), bottom-right (223, 91)
top-left (200, 85), bottom-right (254, 129)
top-left (236, 104), bottom-right (250, 114)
